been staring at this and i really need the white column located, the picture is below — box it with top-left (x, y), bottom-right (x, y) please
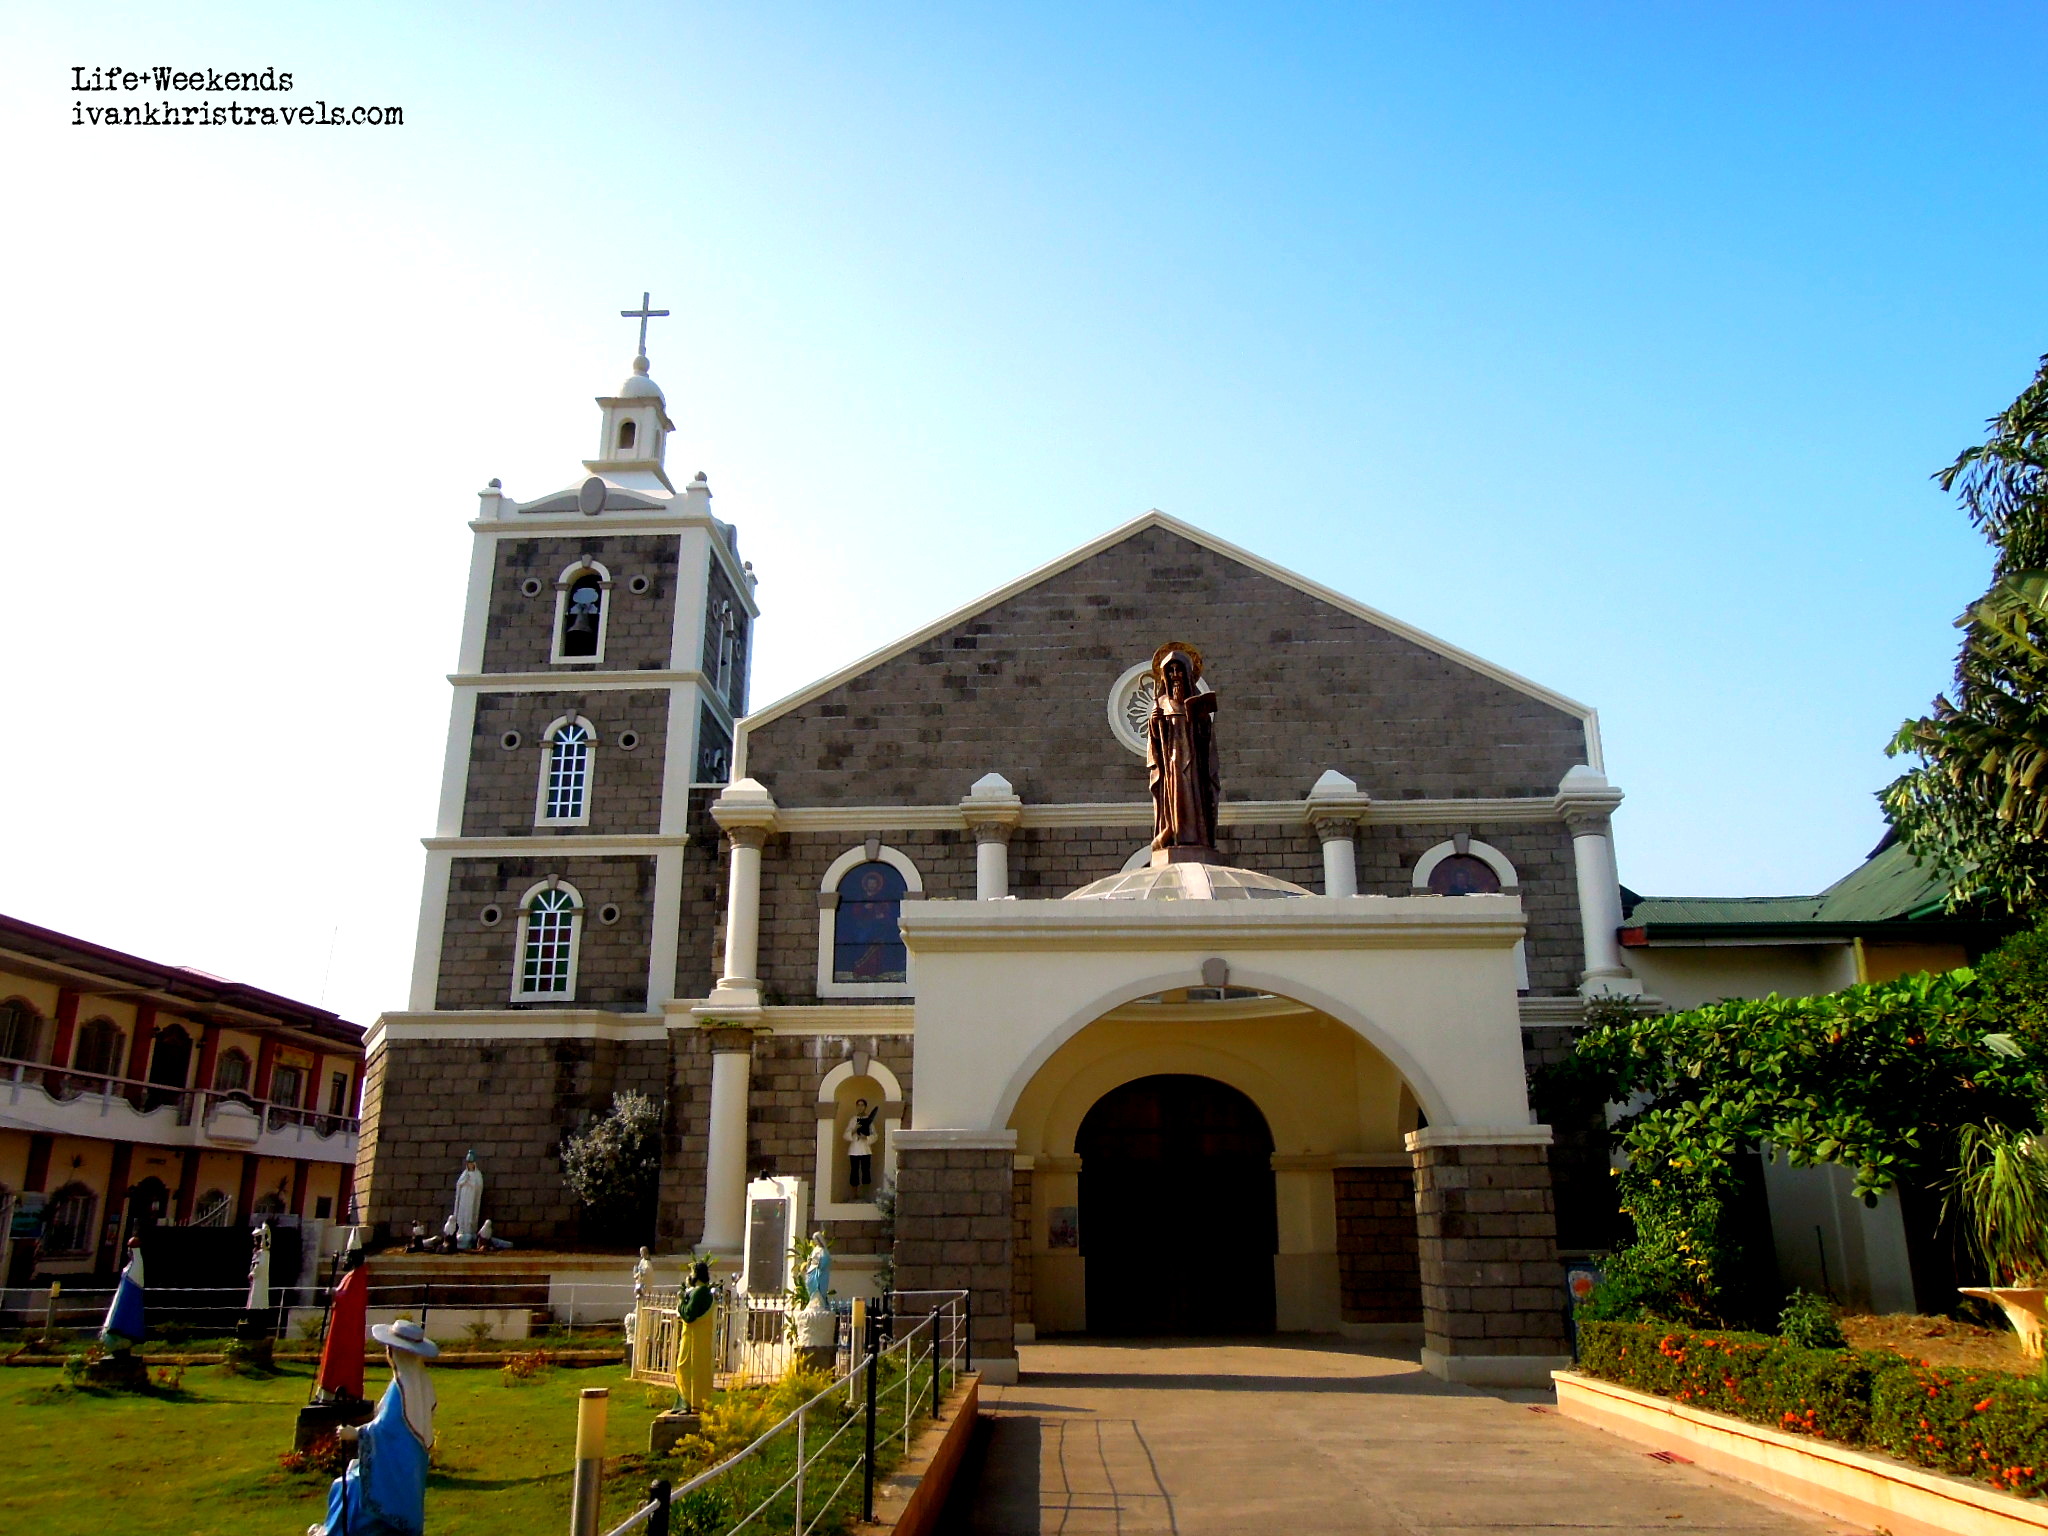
top-left (720, 827), bottom-right (766, 988)
top-left (1312, 816), bottom-right (1359, 897)
top-left (1569, 817), bottom-right (1629, 979)
top-left (960, 772), bottom-right (1023, 901)
top-left (973, 825), bottom-right (1012, 900)
top-left (699, 1029), bottom-right (753, 1251)
top-left (1302, 769), bottom-right (1369, 897)
top-left (1554, 766), bottom-right (1640, 996)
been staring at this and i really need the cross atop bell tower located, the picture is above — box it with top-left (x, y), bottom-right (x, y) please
top-left (621, 291), bottom-right (669, 360)
top-left (589, 291), bottom-right (676, 492)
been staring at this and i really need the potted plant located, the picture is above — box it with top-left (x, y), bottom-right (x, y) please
top-left (1948, 1121), bottom-right (2048, 1355)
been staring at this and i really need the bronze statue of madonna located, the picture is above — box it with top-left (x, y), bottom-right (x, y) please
top-left (1146, 642), bottom-right (1221, 862)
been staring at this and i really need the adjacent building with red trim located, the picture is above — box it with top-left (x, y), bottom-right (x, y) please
top-left (0, 913), bottom-right (365, 1286)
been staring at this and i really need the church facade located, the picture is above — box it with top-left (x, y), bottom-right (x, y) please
top-left (360, 334), bottom-right (1642, 1386)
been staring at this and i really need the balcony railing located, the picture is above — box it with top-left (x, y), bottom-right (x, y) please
top-left (0, 1056), bottom-right (359, 1153)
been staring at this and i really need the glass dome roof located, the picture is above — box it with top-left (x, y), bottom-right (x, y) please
top-left (1065, 862), bottom-right (1312, 901)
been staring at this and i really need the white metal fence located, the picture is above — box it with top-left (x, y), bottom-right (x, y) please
top-left (594, 1292), bottom-right (968, 1536)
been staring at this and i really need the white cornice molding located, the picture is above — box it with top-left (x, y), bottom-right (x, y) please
top-left (898, 893), bottom-right (1526, 954)
top-left (766, 795), bottom-right (1563, 834)
top-left (368, 1009), bottom-right (667, 1052)
top-left (1406, 1124), bottom-right (1554, 1150)
top-left (449, 669), bottom-right (712, 692)
top-left (734, 510), bottom-right (1600, 777)
top-left (423, 834), bottom-right (690, 854)
top-left (1517, 995), bottom-right (1590, 1026)
top-left (894, 1128), bottom-right (1018, 1150)
top-left (661, 1000), bottom-right (916, 1034)
top-left (470, 514), bottom-right (699, 536)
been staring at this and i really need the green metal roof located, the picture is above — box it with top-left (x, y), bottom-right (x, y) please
top-left (1622, 840), bottom-right (1963, 938)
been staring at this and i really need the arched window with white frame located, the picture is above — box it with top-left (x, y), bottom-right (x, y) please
top-left (536, 715), bottom-right (597, 826)
top-left (1413, 837), bottom-right (1529, 990)
top-left (514, 880), bottom-right (584, 1001)
top-left (551, 559), bottom-right (612, 664)
top-left (816, 844), bottom-right (923, 998)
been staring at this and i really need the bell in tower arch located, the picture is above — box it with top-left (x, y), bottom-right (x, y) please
top-left (561, 576), bottom-right (603, 657)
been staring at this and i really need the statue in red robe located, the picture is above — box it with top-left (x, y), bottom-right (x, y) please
top-left (316, 1250), bottom-right (369, 1404)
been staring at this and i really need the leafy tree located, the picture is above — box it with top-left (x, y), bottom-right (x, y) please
top-left (1545, 970), bottom-right (2048, 1323)
top-left (1884, 355), bottom-right (2048, 911)
top-left (561, 1091), bottom-right (663, 1242)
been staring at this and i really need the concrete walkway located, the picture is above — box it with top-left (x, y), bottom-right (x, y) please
top-left (937, 1339), bottom-right (1864, 1536)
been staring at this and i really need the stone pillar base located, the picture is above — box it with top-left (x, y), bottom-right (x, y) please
top-left (892, 1130), bottom-right (1017, 1372)
top-left (1408, 1126), bottom-right (1569, 1384)
top-left (1421, 1347), bottom-right (1572, 1387)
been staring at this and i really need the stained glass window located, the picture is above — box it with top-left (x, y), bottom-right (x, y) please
top-left (545, 723), bottom-right (591, 821)
top-left (1427, 854), bottom-right (1502, 896)
top-left (521, 887), bottom-right (579, 995)
top-left (833, 862), bottom-right (908, 983)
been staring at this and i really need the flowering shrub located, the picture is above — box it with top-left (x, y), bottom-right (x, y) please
top-left (278, 1433), bottom-right (353, 1477)
top-left (499, 1347), bottom-right (556, 1385)
top-left (1579, 1320), bottom-right (2048, 1498)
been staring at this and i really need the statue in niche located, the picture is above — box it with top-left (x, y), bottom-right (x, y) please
top-left (845, 1099), bottom-right (878, 1196)
top-left (1146, 642), bottom-right (1221, 861)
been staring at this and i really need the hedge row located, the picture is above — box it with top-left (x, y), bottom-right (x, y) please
top-left (1578, 1320), bottom-right (2048, 1498)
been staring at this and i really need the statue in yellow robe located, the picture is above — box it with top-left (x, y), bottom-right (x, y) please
top-left (674, 1261), bottom-right (717, 1411)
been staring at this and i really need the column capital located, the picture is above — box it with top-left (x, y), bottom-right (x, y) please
top-left (710, 777), bottom-right (779, 836)
top-left (723, 824), bottom-right (770, 850)
top-left (1302, 768), bottom-right (1370, 831)
top-left (701, 1025), bottom-right (757, 1053)
top-left (960, 771), bottom-right (1023, 836)
top-left (1553, 764), bottom-right (1623, 828)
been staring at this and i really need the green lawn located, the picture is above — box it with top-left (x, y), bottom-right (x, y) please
top-left (0, 1358), bottom-right (680, 1536)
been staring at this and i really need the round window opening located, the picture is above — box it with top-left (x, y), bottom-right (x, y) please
top-left (500, 731), bottom-right (522, 751)
top-left (520, 577), bottom-right (543, 597)
top-left (618, 730), bottom-right (640, 751)
top-left (1106, 659), bottom-right (1212, 757)
top-left (480, 904), bottom-right (503, 927)
top-left (628, 574), bottom-right (651, 595)
top-left (597, 903), bottom-right (622, 925)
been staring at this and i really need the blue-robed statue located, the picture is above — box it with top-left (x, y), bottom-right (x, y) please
top-left (308, 1318), bottom-right (439, 1536)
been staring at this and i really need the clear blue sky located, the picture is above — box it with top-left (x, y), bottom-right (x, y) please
top-left (2, 3), bottom-right (2043, 1024)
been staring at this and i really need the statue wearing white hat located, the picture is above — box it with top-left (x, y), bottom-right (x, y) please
top-left (308, 1317), bottom-right (440, 1536)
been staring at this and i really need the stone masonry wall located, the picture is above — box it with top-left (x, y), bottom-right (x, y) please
top-left (463, 689), bottom-right (670, 837)
top-left (743, 524), bottom-right (1589, 805)
top-left (1334, 1166), bottom-right (1422, 1325)
top-left (735, 818), bottom-right (1586, 1004)
top-left (439, 856), bottom-right (657, 1010)
top-left (358, 1036), bottom-right (667, 1244)
top-left (656, 1028), bottom-right (914, 1254)
top-left (892, 1145), bottom-right (1015, 1365)
top-left (702, 556), bottom-right (750, 716)
top-left (1012, 1166), bottom-right (1034, 1335)
top-left (481, 535), bottom-right (681, 674)
top-left (1411, 1141), bottom-right (1568, 1362)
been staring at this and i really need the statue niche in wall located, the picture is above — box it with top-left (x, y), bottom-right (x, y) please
top-left (1146, 642), bottom-right (1221, 864)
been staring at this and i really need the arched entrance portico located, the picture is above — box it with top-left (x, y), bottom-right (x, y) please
top-left (892, 888), bottom-right (1570, 1385)
top-left (1078, 1074), bottom-right (1276, 1335)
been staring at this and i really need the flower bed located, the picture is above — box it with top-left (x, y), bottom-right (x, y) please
top-left (1579, 1320), bottom-right (2048, 1497)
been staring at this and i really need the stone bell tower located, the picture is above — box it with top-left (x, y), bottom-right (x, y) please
top-left (353, 298), bottom-right (760, 1242)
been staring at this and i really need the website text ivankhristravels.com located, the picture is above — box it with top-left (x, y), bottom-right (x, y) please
top-left (72, 66), bottom-right (402, 127)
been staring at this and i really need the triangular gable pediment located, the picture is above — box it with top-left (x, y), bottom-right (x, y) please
top-left (745, 509), bottom-right (1592, 729)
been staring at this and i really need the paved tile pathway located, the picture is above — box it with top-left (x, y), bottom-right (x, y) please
top-left (937, 1339), bottom-right (1869, 1535)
